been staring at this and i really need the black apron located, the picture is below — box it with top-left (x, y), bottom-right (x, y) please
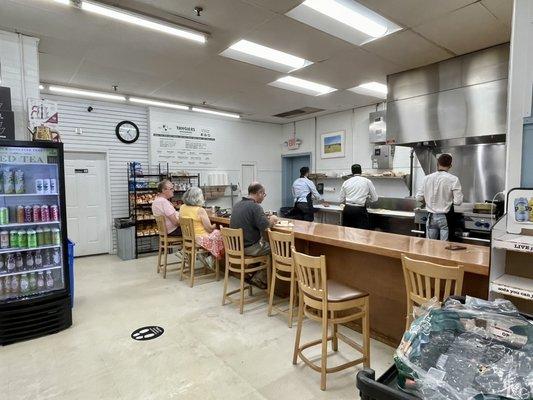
top-left (445, 204), bottom-right (456, 242)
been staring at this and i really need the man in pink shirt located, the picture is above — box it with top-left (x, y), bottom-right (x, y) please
top-left (152, 180), bottom-right (181, 236)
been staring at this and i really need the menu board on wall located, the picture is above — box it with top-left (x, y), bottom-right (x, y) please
top-left (151, 123), bottom-right (216, 169)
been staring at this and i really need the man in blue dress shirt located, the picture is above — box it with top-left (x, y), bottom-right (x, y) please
top-left (292, 167), bottom-right (328, 221)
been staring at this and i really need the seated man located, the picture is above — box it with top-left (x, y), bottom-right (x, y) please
top-left (230, 182), bottom-right (278, 288)
top-left (152, 179), bottom-right (181, 236)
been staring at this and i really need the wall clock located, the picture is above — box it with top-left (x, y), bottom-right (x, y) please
top-left (116, 121), bottom-right (140, 144)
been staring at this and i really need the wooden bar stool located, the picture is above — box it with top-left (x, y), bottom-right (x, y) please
top-left (401, 254), bottom-right (464, 330)
top-left (155, 215), bottom-right (182, 278)
top-left (267, 229), bottom-right (297, 327)
top-left (179, 217), bottom-right (220, 287)
top-left (220, 227), bottom-right (271, 314)
top-left (292, 247), bottom-right (370, 391)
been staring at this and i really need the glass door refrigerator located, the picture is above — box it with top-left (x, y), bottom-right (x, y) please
top-left (0, 141), bottom-right (71, 345)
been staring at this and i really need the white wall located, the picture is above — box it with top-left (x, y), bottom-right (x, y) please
top-left (282, 105), bottom-right (423, 202)
top-left (0, 31), bottom-right (39, 140)
top-left (505, 0), bottom-right (533, 189)
top-left (44, 94), bottom-right (149, 254)
top-left (148, 108), bottom-right (283, 212)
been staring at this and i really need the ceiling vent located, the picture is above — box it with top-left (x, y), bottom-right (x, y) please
top-left (273, 107), bottom-right (325, 118)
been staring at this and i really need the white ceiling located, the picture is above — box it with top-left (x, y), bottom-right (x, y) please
top-left (0, 0), bottom-right (513, 123)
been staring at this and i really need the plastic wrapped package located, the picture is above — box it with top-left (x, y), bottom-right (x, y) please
top-left (395, 297), bottom-right (533, 399)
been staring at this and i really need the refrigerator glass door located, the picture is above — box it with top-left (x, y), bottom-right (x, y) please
top-left (0, 146), bottom-right (64, 301)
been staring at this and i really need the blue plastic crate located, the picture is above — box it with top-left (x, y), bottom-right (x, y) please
top-left (67, 239), bottom-right (75, 308)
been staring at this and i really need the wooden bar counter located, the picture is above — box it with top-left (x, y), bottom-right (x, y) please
top-left (210, 215), bottom-right (489, 346)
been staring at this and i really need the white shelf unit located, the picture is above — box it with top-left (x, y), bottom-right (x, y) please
top-left (490, 215), bottom-right (533, 312)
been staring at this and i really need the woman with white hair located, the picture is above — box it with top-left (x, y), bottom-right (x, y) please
top-left (179, 187), bottom-right (224, 261)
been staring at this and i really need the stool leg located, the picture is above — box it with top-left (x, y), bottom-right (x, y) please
top-left (288, 271), bottom-right (295, 328)
top-left (163, 242), bottom-right (168, 279)
top-left (332, 311), bottom-right (338, 351)
top-left (239, 267), bottom-right (245, 314)
top-left (267, 265), bottom-right (276, 317)
top-left (266, 258), bottom-right (271, 296)
top-left (221, 258), bottom-right (229, 306)
top-left (292, 292), bottom-right (304, 365)
top-left (157, 240), bottom-right (162, 274)
top-left (363, 296), bottom-right (370, 368)
top-left (215, 258), bottom-right (220, 281)
top-left (189, 250), bottom-right (195, 288)
top-left (180, 250), bottom-right (186, 281)
top-left (320, 305), bottom-right (328, 391)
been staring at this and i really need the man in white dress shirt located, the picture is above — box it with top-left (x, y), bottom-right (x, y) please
top-left (339, 164), bottom-right (378, 229)
top-left (415, 154), bottom-right (463, 241)
top-left (292, 166), bottom-right (327, 221)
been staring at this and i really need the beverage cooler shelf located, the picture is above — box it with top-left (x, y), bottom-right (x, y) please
top-left (0, 193), bottom-right (59, 197)
top-left (0, 244), bottom-right (60, 255)
top-left (0, 221), bottom-right (61, 229)
top-left (0, 264), bottom-right (62, 278)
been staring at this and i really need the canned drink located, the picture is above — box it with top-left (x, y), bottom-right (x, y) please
top-left (3, 169), bottom-right (14, 194)
top-left (9, 230), bottom-right (18, 248)
top-left (16, 205), bottom-right (24, 223)
top-left (0, 207), bottom-right (8, 225)
top-left (41, 205), bottom-right (50, 222)
top-left (36, 228), bottom-right (44, 247)
top-left (35, 179), bottom-right (44, 195)
top-left (51, 228), bottom-right (61, 245)
top-left (32, 205), bottom-right (41, 223)
top-left (43, 228), bottom-right (51, 245)
top-left (24, 206), bottom-right (33, 223)
top-left (43, 179), bottom-right (50, 195)
top-left (18, 230), bottom-right (28, 248)
top-left (0, 231), bottom-right (8, 249)
top-left (27, 229), bottom-right (37, 248)
top-left (50, 205), bottom-right (59, 222)
top-left (43, 249), bottom-right (51, 266)
top-left (14, 170), bottom-right (25, 194)
top-left (50, 179), bottom-right (57, 194)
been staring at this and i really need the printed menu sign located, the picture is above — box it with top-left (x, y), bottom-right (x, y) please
top-left (151, 124), bottom-right (215, 169)
top-left (0, 147), bottom-right (58, 164)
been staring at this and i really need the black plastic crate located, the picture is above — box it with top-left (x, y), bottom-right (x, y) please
top-left (357, 366), bottom-right (418, 400)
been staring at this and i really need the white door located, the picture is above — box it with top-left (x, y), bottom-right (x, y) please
top-left (241, 163), bottom-right (256, 192)
top-left (64, 152), bottom-right (109, 256)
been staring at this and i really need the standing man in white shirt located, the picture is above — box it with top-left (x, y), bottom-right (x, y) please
top-left (292, 167), bottom-right (327, 221)
top-left (339, 164), bottom-right (378, 229)
top-left (415, 154), bottom-right (463, 241)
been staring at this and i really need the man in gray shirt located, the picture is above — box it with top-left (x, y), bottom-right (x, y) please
top-left (230, 182), bottom-right (278, 287)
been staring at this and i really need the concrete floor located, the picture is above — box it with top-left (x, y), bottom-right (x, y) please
top-left (1, 254), bottom-right (396, 400)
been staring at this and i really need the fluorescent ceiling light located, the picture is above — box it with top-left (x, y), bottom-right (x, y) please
top-left (191, 107), bottom-right (240, 119)
top-left (220, 39), bottom-right (312, 73)
top-left (348, 82), bottom-right (387, 98)
top-left (49, 85), bottom-right (126, 101)
top-left (286, 0), bottom-right (401, 46)
top-left (269, 76), bottom-right (336, 96)
top-left (39, 84), bottom-right (44, 90)
top-left (81, 1), bottom-right (206, 43)
top-left (53, 0), bottom-right (71, 4)
top-left (129, 97), bottom-right (189, 110)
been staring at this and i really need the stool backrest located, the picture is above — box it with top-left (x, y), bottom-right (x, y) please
top-left (401, 254), bottom-right (464, 327)
top-left (267, 229), bottom-right (294, 271)
top-left (221, 227), bottom-right (244, 266)
top-left (154, 215), bottom-right (168, 239)
top-left (292, 246), bottom-right (327, 302)
top-left (180, 217), bottom-right (196, 253)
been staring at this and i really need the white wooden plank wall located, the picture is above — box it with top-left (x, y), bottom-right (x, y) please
top-left (44, 94), bottom-right (149, 254)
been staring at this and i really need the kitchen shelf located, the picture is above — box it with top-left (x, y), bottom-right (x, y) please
top-left (0, 265), bottom-right (62, 278)
top-left (0, 193), bottom-right (59, 197)
top-left (490, 274), bottom-right (533, 300)
top-left (0, 221), bottom-right (61, 229)
top-left (0, 244), bottom-right (60, 255)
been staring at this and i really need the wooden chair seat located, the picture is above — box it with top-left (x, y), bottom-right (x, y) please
top-left (320, 280), bottom-right (368, 303)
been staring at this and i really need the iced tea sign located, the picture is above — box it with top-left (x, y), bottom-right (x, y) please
top-left (0, 146), bottom-right (57, 164)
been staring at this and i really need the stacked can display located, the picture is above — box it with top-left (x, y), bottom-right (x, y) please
top-left (0, 204), bottom-right (60, 225)
top-left (0, 227), bottom-right (60, 249)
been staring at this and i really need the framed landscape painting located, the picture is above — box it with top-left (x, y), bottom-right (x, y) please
top-left (320, 131), bottom-right (345, 159)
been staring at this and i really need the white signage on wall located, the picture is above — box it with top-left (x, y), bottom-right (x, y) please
top-left (151, 123), bottom-right (216, 169)
top-left (28, 98), bottom-right (59, 130)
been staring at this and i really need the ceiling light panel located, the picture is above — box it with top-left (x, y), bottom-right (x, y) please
top-left (129, 97), bottom-right (189, 110)
top-left (286, 0), bottom-right (401, 46)
top-left (49, 85), bottom-right (126, 101)
top-left (81, 1), bottom-right (206, 43)
top-left (191, 107), bottom-right (240, 119)
top-left (268, 76), bottom-right (337, 96)
top-left (348, 82), bottom-right (387, 98)
top-left (53, 0), bottom-right (71, 5)
top-left (220, 40), bottom-right (313, 73)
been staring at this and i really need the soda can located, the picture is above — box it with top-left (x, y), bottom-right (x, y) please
top-left (43, 179), bottom-right (50, 195)
top-left (23, 206), bottom-right (32, 223)
top-left (35, 179), bottom-right (44, 195)
top-left (14, 170), bottom-right (25, 194)
top-left (50, 205), bottom-right (59, 222)
top-left (0, 207), bottom-right (8, 225)
top-left (9, 230), bottom-right (18, 248)
top-left (43, 228), bottom-right (51, 245)
top-left (18, 230), bottom-right (28, 248)
top-left (51, 228), bottom-right (61, 245)
top-left (16, 205), bottom-right (24, 224)
top-left (33, 205), bottom-right (41, 223)
top-left (36, 228), bottom-right (44, 247)
top-left (50, 179), bottom-right (57, 194)
top-left (0, 231), bottom-right (8, 249)
top-left (3, 169), bottom-right (14, 194)
top-left (27, 229), bottom-right (37, 248)
top-left (41, 205), bottom-right (50, 222)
